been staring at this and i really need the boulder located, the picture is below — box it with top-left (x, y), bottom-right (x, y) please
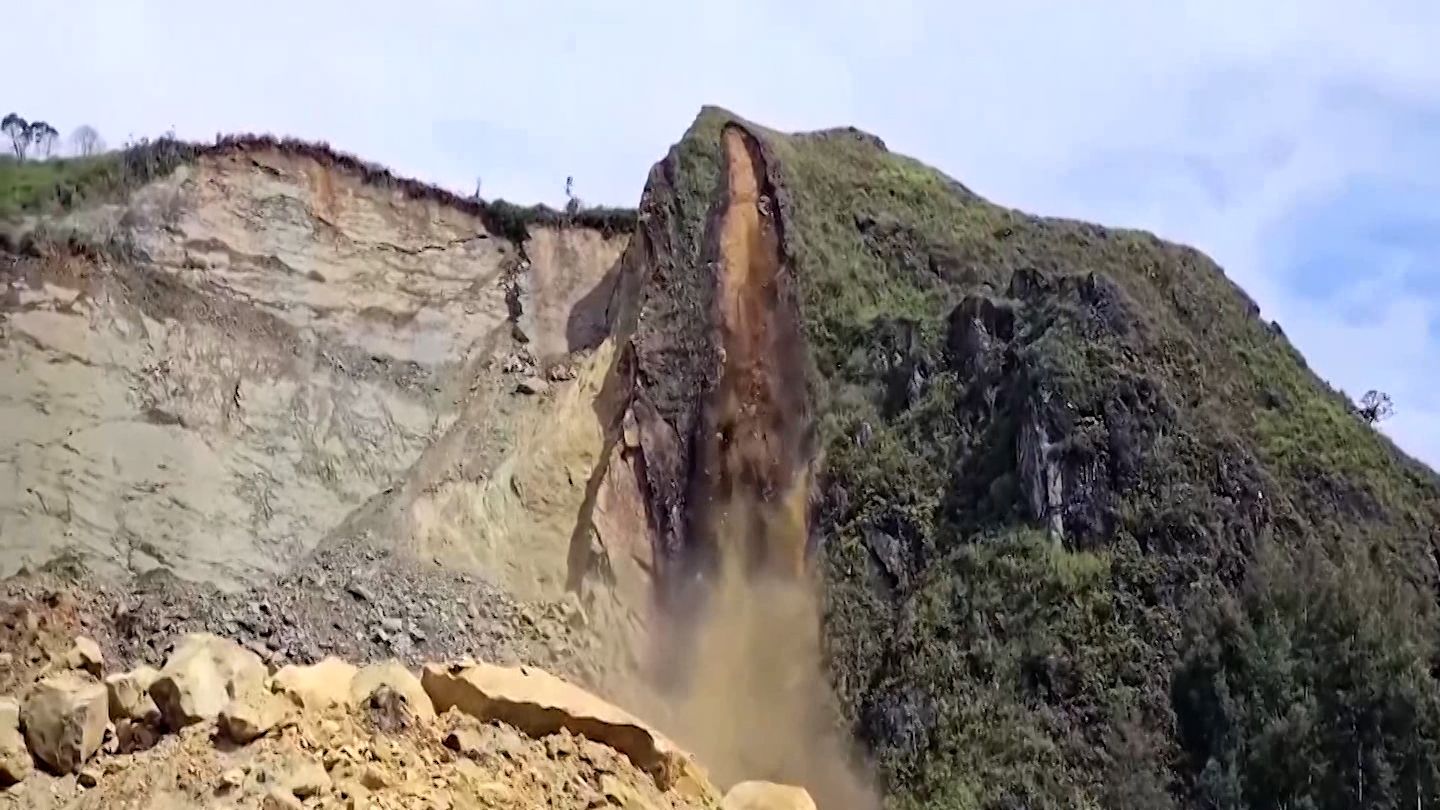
top-left (282, 758), bottom-right (332, 799)
top-left (149, 633), bottom-right (266, 729)
top-left (105, 665), bottom-right (160, 722)
top-left (421, 661), bottom-right (701, 790)
top-left (0, 696), bottom-right (30, 786)
top-left (443, 724), bottom-right (488, 759)
top-left (21, 673), bottom-right (109, 774)
top-left (114, 718), bottom-right (161, 754)
top-left (722, 781), bottom-right (818, 810)
top-left (219, 692), bottom-right (292, 744)
top-left (65, 637), bottom-right (104, 677)
top-left (272, 657), bottom-right (358, 711)
top-left (350, 660), bottom-right (434, 720)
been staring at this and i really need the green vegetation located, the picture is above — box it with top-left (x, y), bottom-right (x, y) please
top-left (0, 131), bottom-right (636, 240)
top-left (0, 153), bottom-right (121, 219)
top-left (665, 108), bottom-right (1440, 808)
top-left (0, 137), bottom-right (198, 221)
top-left (1175, 546), bottom-right (1440, 809)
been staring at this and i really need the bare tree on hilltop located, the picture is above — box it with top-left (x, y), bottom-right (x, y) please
top-left (71, 124), bottom-right (104, 156)
top-left (1358, 389), bottom-right (1394, 424)
top-left (564, 175), bottom-right (582, 216)
top-left (2, 113), bottom-right (30, 159)
top-left (29, 121), bottom-right (58, 158)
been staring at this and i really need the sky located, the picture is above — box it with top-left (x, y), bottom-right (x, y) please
top-left (10, 0), bottom-right (1440, 467)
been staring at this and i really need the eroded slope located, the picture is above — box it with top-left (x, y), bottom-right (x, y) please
top-left (1, 144), bottom-right (628, 592)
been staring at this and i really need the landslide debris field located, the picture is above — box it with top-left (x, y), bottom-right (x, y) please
top-left (4, 108), bottom-right (1440, 810)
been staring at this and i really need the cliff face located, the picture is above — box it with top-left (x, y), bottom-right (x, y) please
top-left (605, 109), bottom-right (1440, 809)
top-left (7, 109), bottom-right (1440, 810)
top-left (0, 144), bottom-right (627, 592)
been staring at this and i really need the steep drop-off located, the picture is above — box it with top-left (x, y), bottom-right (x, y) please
top-left (605, 108), bottom-right (1440, 810)
top-left (8, 108), bottom-right (1440, 810)
top-left (0, 142), bottom-right (629, 592)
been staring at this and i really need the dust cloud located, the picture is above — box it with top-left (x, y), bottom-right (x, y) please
top-left (632, 123), bottom-right (881, 809)
top-left (655, 495), bottom-right (881, 810)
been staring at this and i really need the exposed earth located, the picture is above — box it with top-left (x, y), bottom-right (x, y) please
top-left (4, 108), bottom-right (1440, 810)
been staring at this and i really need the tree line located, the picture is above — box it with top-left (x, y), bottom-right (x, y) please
top-left (3, 113), bottom-right (104, 160)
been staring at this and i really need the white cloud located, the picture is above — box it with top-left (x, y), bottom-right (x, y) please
top-left (9, 0), bottom-right (1440, 465)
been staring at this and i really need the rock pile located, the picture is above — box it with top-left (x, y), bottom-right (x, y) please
top-left (0, 633), bottom-right (814, 810)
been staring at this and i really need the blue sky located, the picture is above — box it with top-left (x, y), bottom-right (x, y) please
top-left (11, 0), bottom-right (1440, 466)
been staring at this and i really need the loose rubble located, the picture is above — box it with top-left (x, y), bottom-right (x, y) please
top-left (0, 629), bottom-right (813, 809)
top-left (0, 541), bottom-right (592, 692)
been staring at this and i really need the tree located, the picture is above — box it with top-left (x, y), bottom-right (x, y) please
top-left (71, 125), bottom-right (104, 156)
top-left (2, 113), bottom-right (30, 159)
top-left (1358, 390), bottom-right (1394, 424)
top-left (1174, 548), bottom-right (1440, 810)
top-left (563, 175), bottom-right (582, 216)
top-left (28, 121), bottom-right (58, 158)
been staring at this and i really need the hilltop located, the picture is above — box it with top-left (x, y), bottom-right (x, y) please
top-left (616, 107), bottom-right (1440, 809)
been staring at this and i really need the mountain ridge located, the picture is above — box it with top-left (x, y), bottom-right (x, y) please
top-left (3, 106), bottom-right (1440, 809)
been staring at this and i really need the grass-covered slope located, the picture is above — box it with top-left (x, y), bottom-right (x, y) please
top-left (0, 135), bottom-right (636, 240)
top-left (656, 108), bottom-right (1440, 809)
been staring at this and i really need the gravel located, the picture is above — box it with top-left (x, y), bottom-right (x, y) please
top-left (0, 538), bottom-right (595, 686)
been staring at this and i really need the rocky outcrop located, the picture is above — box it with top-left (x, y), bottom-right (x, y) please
top-left (420, 660), bottom-right (706, 792)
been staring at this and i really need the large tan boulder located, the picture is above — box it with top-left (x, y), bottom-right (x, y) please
top-left (421, 661), bottom-right (704, 791)
top-left (149, 634), bottom-right (266, 729)
top-left (0, 696), bottom-right (30, 785)
top-left (350, 660), bottom-right (434, 720)
top-left (722, 781), bottom-right (818, 810)
top-left (271, 657), bottom-right (358, 711)
top-left (21, 673), bottom-right (109, 774)
top-left (65, 637), bottom-right (104, 678)
top-left (220, 691), bottom-right (293, 744)
top-left (105, 665), bottom-right (160, 722)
